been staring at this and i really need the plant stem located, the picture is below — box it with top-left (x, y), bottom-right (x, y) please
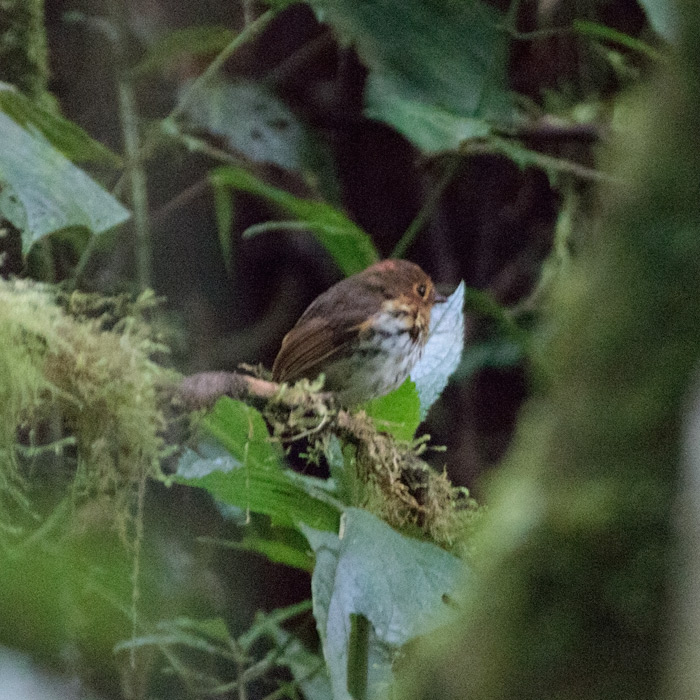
top-left (347, 613), bottom-right (370, 700)
top-left (241, 0), bottom-right (255, 26)
top-left (167, 8), bottom-right (277, 124)
top-left (129, 471), bottom-right (146, 671)
top-left (118, 76), bottom-right (151, 290)
top-left (391, 156), bottom-right (460, 260)
top-left (459, 136), bottom-right (620, 184)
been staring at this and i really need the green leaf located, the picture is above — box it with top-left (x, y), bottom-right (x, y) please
top-left (302, 509), bottom-right (464, 700)
top-left (203, 396), bottom-right (282, 471)
top-left (133, 25), bottom-right (237, 77)
top-left (175, 398), bottom-right (340, 532)
top-left (211, 166), bottom-right (379, 276)
top-left (365, 75), bottom-right (493, 154)
top-left (237, 534), bottom-right (314, 571)
top-left (323, 435), bottom-right (360, 505)
top-left (310, 0), bottom-right (513, 147)
top-left (0, 112), bottom-right (130, 253)
top-left (573, 20), bottom-right (665, 62)
top-left (0, 83), bottom-right (122, 167)
top-left (211, 177), bottom-right (235, 273)
top-left (361, 379), bottom-right (421, 441)
top-left (210, 529), bottom-right (315, 571)
top-left (410, 281), bottom-right (465, 420)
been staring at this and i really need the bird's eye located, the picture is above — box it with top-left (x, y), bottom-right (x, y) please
top-left (417, 283), bottom-right (427, 298)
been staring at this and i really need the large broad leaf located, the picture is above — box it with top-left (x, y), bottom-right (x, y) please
top-left (0, 112), bottom-right (130, 253)
top-left (366, 78), bottom-right (492, 154)
top-left (0, 83), bottom-right (122, 167)
top-left (211, 165), bottom-right (379, 276)
top-left (302, 508), bottom-right (464, 700)
top-left (410, 281), bottom-right (465, 420)
top-left (311, 0), bottom-right (513, 152)
top-left (175, 397), bottom-right (340, 532)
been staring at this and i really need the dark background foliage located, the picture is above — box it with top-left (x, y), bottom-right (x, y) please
top-left (0, 0), bottom-right (679, 698)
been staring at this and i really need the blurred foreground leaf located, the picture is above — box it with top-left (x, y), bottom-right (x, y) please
top-left (0, 512), bottom-right (136, 669)
top-left (400, 6), bottom-right (700, 697)
top-left (0, 112), bottom-right (130, 252)
top-left (302, 508), bottom-right (464, 700)
top-left (211, 166), bottom-right (378, 275)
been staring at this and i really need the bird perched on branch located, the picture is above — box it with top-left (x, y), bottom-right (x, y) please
top-left (272, 259), bottom-right (445, 405)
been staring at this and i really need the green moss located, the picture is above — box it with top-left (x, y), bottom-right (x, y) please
top-left (263, 381), bottom-right (480, 553)
top-left (0, 281), bottom-right (177, 530)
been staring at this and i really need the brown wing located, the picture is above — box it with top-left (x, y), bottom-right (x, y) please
top-left (272, 315), bottom-right (362, 383)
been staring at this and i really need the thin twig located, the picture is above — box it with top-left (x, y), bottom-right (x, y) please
top-left (266, 32), bottom-right (335, 89)
top-left (391, 156), bottom-right (461, 259)
top-left (174, 130), bottom-right (244, 165)
top-left (129, 471), bottom-right (147, 670)
top-left (497, 24), bottom-right (576, 41)
top-left (459, 137), bottom-right (623, 184)
top-left (283, 415), bottom-right (329, 443)
top-left (259, 663), bottom-right (326, 700)
top-left (167, 8), bottom-right (277, 124)
top-left (151, 178), bottom-right (210, 227)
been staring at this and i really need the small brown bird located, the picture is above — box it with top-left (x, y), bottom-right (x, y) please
top-left (272, 259), bottom-right (444, 405)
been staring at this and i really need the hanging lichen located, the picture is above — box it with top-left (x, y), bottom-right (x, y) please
top-left (0, 280), bottom-right (177, 532)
